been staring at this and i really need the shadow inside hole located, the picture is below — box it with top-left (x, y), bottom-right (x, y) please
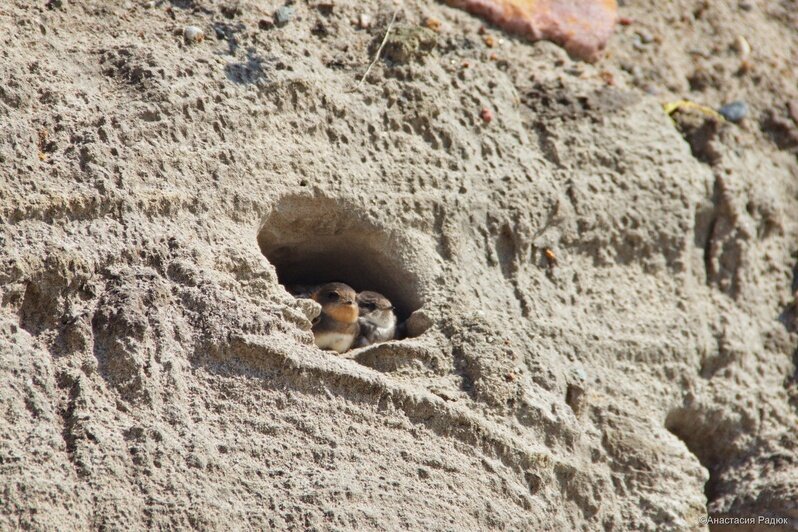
top-left (780, 258), bottom-right (798, 413)
top-left (665, 408), bottom-right (723, 503)
top-left (257, 196), bottom-right (424, 323)
top-left (777, 258), bottom-right (798, 332)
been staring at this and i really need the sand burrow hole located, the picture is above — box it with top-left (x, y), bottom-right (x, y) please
top-left (257, 195), bottom-right (426, 322)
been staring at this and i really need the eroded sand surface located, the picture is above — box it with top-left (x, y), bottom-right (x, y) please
top-left (1, 0), bottom-right (797, 529)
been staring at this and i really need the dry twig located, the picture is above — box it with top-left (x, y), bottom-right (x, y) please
top-left (355, 7), bottom-right (401, 90)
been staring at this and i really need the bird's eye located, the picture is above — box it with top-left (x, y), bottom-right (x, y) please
top-left (366, 303), bottom-right (377, 311)
top-left (327, 292), bottom-right (340, 301)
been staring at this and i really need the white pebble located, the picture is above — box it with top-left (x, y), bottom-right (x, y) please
top-left (734, 35), bottom-right (751, 59)
top-left (183, 25), bottom-right (204, 44)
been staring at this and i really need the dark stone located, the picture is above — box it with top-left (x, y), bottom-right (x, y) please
top-left (718, 101), bottom-right (748, 123)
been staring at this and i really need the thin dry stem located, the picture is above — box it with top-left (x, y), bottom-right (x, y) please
top-left (355, 7), bottom-right (401, 90)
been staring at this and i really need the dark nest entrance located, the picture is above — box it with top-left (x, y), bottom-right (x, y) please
top-left (257, 195), bottom-right (424, 321)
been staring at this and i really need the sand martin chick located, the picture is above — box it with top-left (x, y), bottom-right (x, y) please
top-left (286, 283), bottom-right (318, 299)
top-left (310, 282), bottom-right (359, 353)
top-left (355, 291), bottom-right (397, 347)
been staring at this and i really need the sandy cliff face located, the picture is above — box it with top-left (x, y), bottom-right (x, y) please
top-left (1, 0), bottom-right (797, 529)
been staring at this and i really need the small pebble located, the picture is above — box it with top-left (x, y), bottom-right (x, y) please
top-left (274, 6), bottom-right (294, 26)
top-left (733, 35), bottom-right (751, 59)
top-left (480, 107), bottom-right (493, 124)
top-left (636, 31), bottom-right (654, 44)
top-left (183, 25), bottom-right (204, 44)
top-left (258, 16), bottom-right (274, 30)
top-left (719, 101), bottom-right (748, 123)
top-left (632, 33), bottom-right (651, 51)
top-left (356, 13), bottom-right (372, 29)
top-left (571, 367), bottom-right (588, 382)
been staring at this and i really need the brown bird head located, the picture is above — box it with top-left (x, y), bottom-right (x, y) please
top-left (357, 291), bottom-right (393, 312)
top-left (312, 282), bottom-right (358, 324)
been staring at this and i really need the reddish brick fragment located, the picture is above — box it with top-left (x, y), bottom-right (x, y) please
top-left (445, 0), bottom-right (618, 61)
